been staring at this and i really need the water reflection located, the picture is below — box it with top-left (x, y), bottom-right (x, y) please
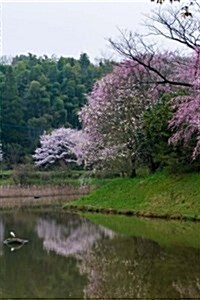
top-left (0, 211), bottom-right (199, 299)
top-left (36, 217), bottom-right (115, 256)
top-left (79, 235), bottom-right (200, 298)
top-left (172, 278), bottom-right (200, 298)
top-left (4, 242), bottom-right (25, 252)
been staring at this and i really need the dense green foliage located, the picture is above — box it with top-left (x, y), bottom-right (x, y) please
top-left (0, 53), bottom-right (113, 166)
top-left (140, 94), bottom-right (200, 173)
top-left (138, 96), bottom-right (173, 173)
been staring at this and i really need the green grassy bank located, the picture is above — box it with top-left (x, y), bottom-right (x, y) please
top-left (64, 172), bottom-right (200, 219)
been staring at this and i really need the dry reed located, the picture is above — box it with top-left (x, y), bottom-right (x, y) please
top-left (0, 185), bottom-right (90, 208)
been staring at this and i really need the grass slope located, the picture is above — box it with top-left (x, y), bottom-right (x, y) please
top-left (68, 172), bottom-right (200, 217)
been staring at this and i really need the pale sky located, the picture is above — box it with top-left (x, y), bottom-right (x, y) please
top-left (1, 1), bottom-right (186, 61)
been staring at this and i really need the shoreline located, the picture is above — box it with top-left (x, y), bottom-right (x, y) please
top-left (1, 172), bottom-right (200, 222)
top-left (64, 204), bottom-right (200, 222)
top-left (0, 201), bottom-right (199, 222)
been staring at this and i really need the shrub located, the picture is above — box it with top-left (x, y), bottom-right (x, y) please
top-left (12, 164), bottom-right (35, 185)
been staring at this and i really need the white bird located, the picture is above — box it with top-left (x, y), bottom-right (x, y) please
top-left (10, 232), bottom-right (16, 238)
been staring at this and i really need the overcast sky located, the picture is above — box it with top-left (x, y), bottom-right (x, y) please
top-left (2, 1), bottom-right (185, 61)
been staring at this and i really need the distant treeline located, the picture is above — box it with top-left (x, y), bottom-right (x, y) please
top-left (0, 53), bottom-right (114, 166)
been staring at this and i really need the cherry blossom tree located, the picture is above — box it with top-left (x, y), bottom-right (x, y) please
top-left (108, 1), bottom-right (200, 162)
top-left (33, 128), bottom-right (87, 168)
top-left (78, 2), bottom-right (200, 175)
top-left (79, 45), bottom-right (200, 173)
top-left (147, 14), bottom-right (200, 160)
top-left (169, 49), bottom-right (200, 159)
top-left (79, 61), bottom-right (155, 177)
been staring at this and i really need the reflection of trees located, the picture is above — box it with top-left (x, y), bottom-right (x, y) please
top-left (79, 237), bottom-right (158, 298)
top-left (35, 214), bottom-right (200, 299)
top-left (172, 278), bottom-right (200, 298)
top-left (36, 216), bottom-right (115, 257)
top-left (79, 235), bottom-right (200, 299)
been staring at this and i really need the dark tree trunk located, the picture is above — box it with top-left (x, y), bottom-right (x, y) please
top-left (148, 156), bottom-right (158, 173)
top-left (130, 168), bottom-right (136, 178)
top-left (58, 159), bottom-right (67, 168)
top-left (130, 156), bottom-right (136, 178)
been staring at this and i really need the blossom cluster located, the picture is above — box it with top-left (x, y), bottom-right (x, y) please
top-left (33, 128), bottom-right (87, 167)
top-left (169, 48), bottom-right (200, 159)
top-left (79, 61), bottom-right (153, 169)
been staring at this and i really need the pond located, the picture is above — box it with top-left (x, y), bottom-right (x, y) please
top-left (0, 210), bottom-right (199, 298)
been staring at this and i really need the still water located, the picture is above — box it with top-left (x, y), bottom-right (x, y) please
top-left (0, 210), bottom-right (199, 298)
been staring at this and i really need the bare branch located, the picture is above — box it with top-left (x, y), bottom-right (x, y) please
top-left (109, 31), bottom-right (192, 88)
top-left (146, 5), bottom-right (200, 50)
top-left (108, 2), bottom-right (200, 89)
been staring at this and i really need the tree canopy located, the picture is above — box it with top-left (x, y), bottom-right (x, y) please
top-left (0, 53), bottom-right (114, 166)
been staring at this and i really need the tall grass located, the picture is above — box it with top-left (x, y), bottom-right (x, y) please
top-left (0, 184), bottom-right (90, 197)
top-left (0, 185), bottom-right (90, 208)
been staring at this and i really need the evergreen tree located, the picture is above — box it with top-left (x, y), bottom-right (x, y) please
top-left (0, 54), bottom-right (114, 165)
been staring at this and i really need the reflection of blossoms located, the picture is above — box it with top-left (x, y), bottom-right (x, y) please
top-left (36, 218), bottom-right (115, 257)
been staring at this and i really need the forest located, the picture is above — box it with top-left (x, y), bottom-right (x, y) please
top-left (0, 53), bottom-right (113, 166)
